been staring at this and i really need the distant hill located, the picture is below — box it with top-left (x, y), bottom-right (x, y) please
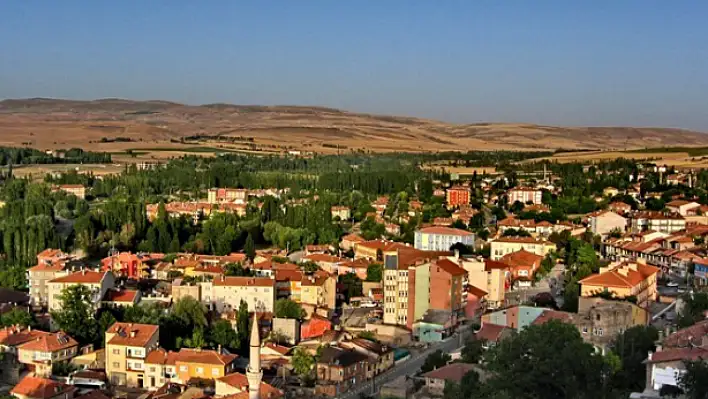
top-left (1, 98), bottom-right (706, 153)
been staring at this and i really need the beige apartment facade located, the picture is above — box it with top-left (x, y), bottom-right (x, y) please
top-left (105, 322), bottom-right (161, 388)
top-left (47, 270), bottom-right (115, 312)
top-left (211, 276), bottom-right (276, 313)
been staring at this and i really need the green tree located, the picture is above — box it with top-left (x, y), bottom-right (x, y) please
top-left (460, 338), bottom-right (486, 364)
top-left (172, 296), bottom-right (208, 330)
top-left (678, 292), bottom-right (708, 328)
top-left (236, 300), bottom-right (250, 351)
top-left (610, 326), bottom-right (659, 392)
top-left (292, 347), bottom-right (316, 378)
top-left (444, 370), bottom-right (488, 399)
top-left (244, 233), bottom-right (256, 261)
top-left (365, 263), bottom-right (383, 282)
top-left (274, 298), bottom-right (305, 320)
top-left (680, 359), bottom-right (708, 399)
top-left (0, 308), bottom-right (35, 327)
top-left (485, 320), bottom-right (617, 399)
top-left (420, 349), bottom-right (451, 373)
top-left (97, 311), bottom-right (117, 339)
top-left (209, 320), bottom-right (239, 350)
top-left (50, 285), bottom-right (100, 346)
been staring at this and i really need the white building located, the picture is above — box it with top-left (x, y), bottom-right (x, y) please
top-left (414, 226), bottom-right (475, 251)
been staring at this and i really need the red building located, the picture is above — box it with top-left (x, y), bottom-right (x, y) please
top-left (429, 258), bottom-right (467, 315)
top-left (301, 315), bottom-right (332, 340)
top-left (446, 186), bottom-right (471, 208)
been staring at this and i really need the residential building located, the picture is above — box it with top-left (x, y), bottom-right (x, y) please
top-left (665, 200), bottom-right (701, 216)
top-left (300, 271), bottom-right (337, 310)
top-left (17, 332), bottom-right (79, 377)
top-left (146, 201), bottom-right (246, 223)
top-left (214, 372), bottom-right (283, 399)
top-left (101, 252), bottom-right (162, 279)
top-left (608, 201), bottom-right (632, 214)
top-left (315, 346), bottom-right (369, 397)
top-left (10, 375), bottom-right (76, 399)
top-left (173, 348), bottom-right (237, 384)
top-left (579, 259), bottom-right (658, 307)
top-left (507, 187), bottom-right (543, 205)
top-left (211, 276), bottom-right (276, 313)
top-left (340, 233), bottom-right (364, 252)
top-left (414, 226), bottom-right (474, 252)
top-left (489, 237), bottom-right (555, 261)
top-left (330, 206), bottom-right (351, 221)
top-left (105, 322), bottom-right (161, 387)
top-left (28, 249), bottom-right (72, 308)
top-left (462, 258), bottom-right (510, 309)
top-left (207, 188), bottom-right (247, 204)
top-left (645, 320), bottom-right (708, 393)
top-left (382, 248), bottom-right (438, 328)
top-left (339, 338), bottom-right (394, 378)
top-left (588, 210), bottom-right (627, 237)
top-left (429, 258), bottom-right (466, 315)
top-left (499, 249), bottom-right (543, 288)
top-left (422, 363), bottom-right (481, 397)
top-left (446, 186), bottom-right (471, 208)
top-left (102, 289), bottom-right (141, 307)
top-left (413, 309), bottom-right (458, 342)
top-left (47, 270), bottom-right (115, 312)
top-left (629, 211), bottom-right (686, 234)
top-left (354, 240), bottom-right (408, 260)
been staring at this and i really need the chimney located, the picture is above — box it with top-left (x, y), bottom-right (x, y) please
top-left (617, 266), bottom-right (629, 277)
top-left (454, 249), bottom-right (460, 260)
top-left (130, 330), bottom-right (137, 338)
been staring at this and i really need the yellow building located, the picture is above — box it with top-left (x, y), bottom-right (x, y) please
top-left (143, 348), bottom-right (237, 390)
top-left (300, 271), bottom-right (337, 310)
top-left (17, 332), bottom-right (79, 377)
top-left (490, 237), bottom-right (555, 261)
top-left (47, 270), bottom-right (115, 312)
top-left (462, 258), bottom-right (510, 309)
top-left (105, 322), bottom-right (161, 388)
top-left (579, 260), bottom-right (659, 307)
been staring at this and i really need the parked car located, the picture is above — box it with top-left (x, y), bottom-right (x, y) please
top-left (667, 282), bottom-right (679, 288)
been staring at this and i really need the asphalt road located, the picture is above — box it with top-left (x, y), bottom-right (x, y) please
top-left (337, 329), bottom-right (470, 399)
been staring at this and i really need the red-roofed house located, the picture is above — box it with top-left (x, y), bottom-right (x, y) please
top-left (579, 260), bottom-right (658, 307)
top-left (499, 249), bottom-right (543, 288)
top-left (17, 332), bottom-right (79, 377)
top-left (102, 289), bottom-right (141, 307)
top-left (105, 322), bottom-right (161, 387)
top-left (422, 363), bottom-right (481, 396)
top-left (300, 315), bottom-right (332, 340)
top-left (10, 375), bottom-right (76, 399)
top-left (47, 270), bottom-right (115, 311)
top-left (215, 372), bottom-right (283, 399)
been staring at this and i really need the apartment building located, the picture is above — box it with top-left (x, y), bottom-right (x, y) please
top-left (489, 237), bottom-right (555, 261)
top-left (588, 210), bottom-right (627, 237)
top-left (17, 332), bottom-right (78, 377)
top-left (461, 258), bottom-right (510, 309)
top-left (142, 348), bottom-right (237, 389)
top-left (446, 186), bottom-right (471, 208)
top-left (499, 249), bottom-right (543, 288)
top-left (300, 271), bottom-right (337, 310)
top-left (579, 259), bottom-right (658, 307)
top-left (105, 322), bottom-right (161, 388)
top-left (429, 258), bottom-right (466, 316)
top-left (354, 240), bottom-right (408, 260)
top-left (330, 206), bottom-right (351, 220)
top-left (47, 270), bottom-right (115, 312)
top-left (28, 249), bottom-right (72, 308)
top-left (207, 188), bottom-right (247, 204)
top-left (507, 187), bottom-right (543, 205)
top-left (665, 200), bottom-right (701, 216)
top-left (414, 226), bottom-right (475, 252)
top-left (629, 211), bottom-right (686, 234)
top-left (211, 276), bottom-right (276, 313)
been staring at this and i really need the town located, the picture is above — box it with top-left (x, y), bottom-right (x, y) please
top-left (0, 149), bottom-right (706, 399)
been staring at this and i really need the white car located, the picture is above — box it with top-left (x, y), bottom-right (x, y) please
top-left (667, 282), bottom-right (679, 288)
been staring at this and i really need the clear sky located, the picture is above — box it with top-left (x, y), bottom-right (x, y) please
top-left (1, 1), bottom-right (707, 129)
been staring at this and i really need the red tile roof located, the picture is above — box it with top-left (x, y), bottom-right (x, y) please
top-left (106, 322), bottom-right (159, 347)
top-left (467, 285), bottom-right (488, 298)
top-left (579, 262), bottom-right (659, 289)
top-left (531, 310), bottom-right (574, 326)
top-left (500, 249), bottom-right (543, 269)
top-left (175, 348), bottom-right (237, 365)
top-left (475, 323), bottom-right (510, 342)
top-left (663, 320), bottom-right (708, 349)
top-left (10, 375), bottom-right (76, 399)
top-left (217, 372), bottom-right (284, 398)
top-left (417, 226), bottom-right (474, 236)
top-left (484, 259), bottom-right (510, 272)
top-left (648, 347), bottom-right (708, 364)
top-left (433, 258), bottom-right (467, 277)
top-left (103, 289), bottom-right (139, 303)
top-left (49, 270), bottom-right (108, 284)
top-left (422, 363), bottom-right (478, 382)
top-left (17, 332), bottom-right (78, 353)
top-left (0, 326), bottom-right (49, 347)
top-left (146, 348), bottom-right (179, 365)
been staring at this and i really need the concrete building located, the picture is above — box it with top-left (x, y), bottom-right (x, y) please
top-left (499, 249), bottom-right (543, 288)
top-left (414, 226), bottom-right (475, 252)
top-left (507, 187), bottom-right (543, 205)
top-left (55, 184), bottom-right (86, 199)
top-left (10, 375), bottom-right (76, 399)
top-left (422, 363), bottom-right (481, 397)
top-left (665, 200), bottom-right (701, 216)
top-left (105, 322), bottom-right (161, 388)
top-left (462, 258), bottom-right (509, 309)
top-left (330, 206), bottom-right (351, 221)
top-left (207, 188), bottom-right (247, 204)
top-left (629, 211), bottom-right (686, 234)
top-left (300, 271), bottom-right (337, 310)
top-left (211, 276), bottom-right (276, 314)
top-left (17, 332), bottom-right (79, 377)
top-left (490, 237), bottom-right (555, 261)
top-left (315, 346), bottom-right (369, 397)
top-left (429, 258), bottom-right (466, 315)
top-left (579, 260), bottom-right (658, 307)
top-left (142, 347), bottom-right (237, 390)
top-left (446, 186), bottom-right (471, 208)
top-left (28, 249), bottom-right (72, 308)
top-left (47, 270), bottom-right (115, 312)
top-left (588, 210), bottom-right (627, 237)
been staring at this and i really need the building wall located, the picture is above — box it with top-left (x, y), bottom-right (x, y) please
top-left (48, 276), bottom-right (114, 312)
top-left (414, 232), bottom-right (474, 252)
top-left (490, 241), bottom-right (554, 261)
top-left (105, 333), bottom-right (159, 388)
top-left (591, 213), bottom-right (627, 236)
top-left (175, 360), bottom-right (233, 383)
top-left (211, 285), bottom-right (275, 313)
top-left (29, 269), bottom-right (68, 307)
top-left (413, 265), bottom-right (430, 322)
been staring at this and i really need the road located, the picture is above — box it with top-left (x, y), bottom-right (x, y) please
top-left (337, 328), bottom-right (470, 399)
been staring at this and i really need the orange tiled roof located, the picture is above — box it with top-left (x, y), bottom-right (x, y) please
top-left (146, 348), bottom-right (180, 365)
top-left (433, 258), bottom-right (467, 277)
top-left (492, 237), bottom-right (553, 244)
top-left (422, 363), bottom-right (478, 382)
top-left (10, 375), bottom-right (76, 399)
top-left (17, 332), bottom-right (77, 353)
top-left (28, 262), bottom-right (66, 273)
top-left (302, 254), bottom-right (342, 263)
top-left (175, 348), bottom-right (237, 365)
top-left (49, 270), bottom-right (107, 284)
top-left (579, 262), bottom-right (659, 289)
top-left (531, 309), bottom-right (574, 326)
top-left (500, 249), bottom-right (543, 269)
top-left (475, 323), bottom-right (510, 342)
top-left (218, 373), bottom-right (284, 398)
top-left (0, 326), bottom-right (50, 347)
top-left (103, 289), bottom-right (139, 303)
top-left (106, 322), bottom-right (159, 347)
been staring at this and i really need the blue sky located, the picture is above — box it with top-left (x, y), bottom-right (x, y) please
top-left (1, 1), bottom-right (707, 129)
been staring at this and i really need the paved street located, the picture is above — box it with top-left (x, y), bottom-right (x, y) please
top-left (337, 329), bottom-right (470, 399)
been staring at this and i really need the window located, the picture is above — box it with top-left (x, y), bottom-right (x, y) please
top-left (150, 367), bottom-right (156, 372)
top-left (196, 367), bottom-right (203, 374)
top-left (582, 327), bottom-right (588, 334)
top-left (112, 349), bottom-right (121, 355)
top-left (596, 314), bottom-right (601, 321)
top-left (212, 368), bottom-right (220, 376)
top-left (597, 328), bottom-right (603, 336)
top-left (112, 362), bottom-right (120, 368)
top-left (180, 366), bottom-right (187, 372)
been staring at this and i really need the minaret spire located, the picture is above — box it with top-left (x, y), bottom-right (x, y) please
top-left (246, 313), bottom-right (262, 399)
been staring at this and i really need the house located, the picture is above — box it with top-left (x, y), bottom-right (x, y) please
top-left (300, 271), bottom-right (337, 310)
top-left (17, 332), bottom-right (79, 377)
top-left (579, 259), bottom-right (658, 307)
top-left (385, 223), bottom-right (401, 236)
top-left (446, 186), bottom-right (471, 208)
top-left (340, 233), bottom-right (365, 252)
top-left (211, 276), bottom-right (276, 314)
top-left (47, 270), bottom-right (115, 312)
top-left (10, 375), bottom-right (76, 399)
top-left (330, 206), bottom-right (351, 221)
top-left (101, 252), bottom-right (161, 279)
top-left (214, 372), bottom-right (283, 398)
top-left (413, 309), bottom-right (458, 343)
top-left (462, 258), bottom-right (510, 309)
top-left (645, 321), bottom-right (708, 393)
top-left (665, 200), bottom-right (701, 216)
top-left (629, 211), bottom-right (686, 234)
top-left (315, 346), bottom-right (370, 397)
top-left (207, 188), bottom-right (247, 204)
top-left (602, 187), bottom-right (620, 198)
top-left (588, 210), bottom-right (627, 237)
top-left (499, 249), bottom-right (543, 288)
top-left (474, 323), bottom-right (513, 348)
top-left (489, 237), bottom-right (555, 261)
top-left (608, 201), bottom-right (632, 215)
top-left (507, 187), bottom-right (543, 205)
top-left (102, 289), bottom-right (141, 307)
top-left (339, 338), bottom-right (394, 378)
top-left (105, 322), bottom-right (161, 387)
top-left (300, 315), bottom-right (332, 340)
top-left (422, 363), bottom-right (481, 397)
top-left (354, 240), bottom-right (408, 260)
top-left (414, 226), bottom-right (475, 252)
top-left (28, 249), bottom-right (72, 308)
top-left (144, 347), bottom-right (239, 390)
top-left (55, 184), bottom-right (86, 199)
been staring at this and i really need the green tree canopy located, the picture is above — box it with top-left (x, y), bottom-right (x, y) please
top-left (50, 285), bottom-right (100, 346)
top-left (274, 298), bottom-right (305, 320)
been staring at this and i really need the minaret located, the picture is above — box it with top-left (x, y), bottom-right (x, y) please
top-left (246, 314), bottom-right (262, 399)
